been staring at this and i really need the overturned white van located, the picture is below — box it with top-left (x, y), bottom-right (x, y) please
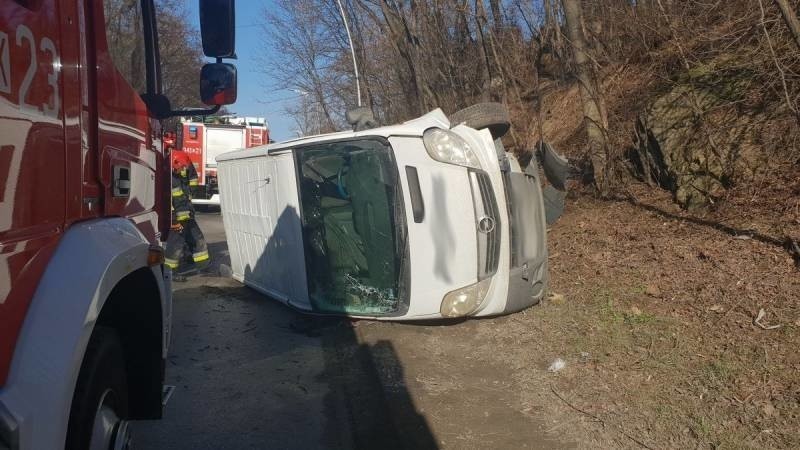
top-left (216, 105), bottom-right (566, 320)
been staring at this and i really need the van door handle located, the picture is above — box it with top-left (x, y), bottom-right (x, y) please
top-left (405, 166), bottom-right (424, 223)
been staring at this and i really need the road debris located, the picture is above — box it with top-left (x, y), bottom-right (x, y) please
top-left (548, 358), bottom-right (567, 372)
top-left (754, 308), bottom-right (781, 330)
top-left (709, 304), bottom-right (725, 313)
top-left (548, 292), bottom-right (566, 305)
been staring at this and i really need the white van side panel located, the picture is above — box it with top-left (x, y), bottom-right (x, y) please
top-left (218, 153), bottom-right (310, 309)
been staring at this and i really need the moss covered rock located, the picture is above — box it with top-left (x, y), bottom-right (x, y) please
top-left (631, 83), bottom-right (766, 210)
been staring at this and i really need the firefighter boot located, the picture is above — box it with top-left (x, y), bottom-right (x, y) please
top-left (184, 219), bottom-right (210, 271)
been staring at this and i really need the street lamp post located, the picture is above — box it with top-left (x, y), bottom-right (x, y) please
top-left (335, 0), bottom-right (361, 107)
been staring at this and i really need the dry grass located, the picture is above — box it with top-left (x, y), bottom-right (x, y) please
top-left (450, 191), bottom-right (800, 449)
top-left (531, 194), bottom-right (796, 448)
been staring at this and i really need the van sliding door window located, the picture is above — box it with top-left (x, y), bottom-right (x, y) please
top-left (296, 139), bottom-right (407, 315)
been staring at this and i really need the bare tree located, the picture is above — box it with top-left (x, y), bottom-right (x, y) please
top-left (156, 0), bottom-right (205, 109)
top-left (104, 0), bottom-right (204, 110)
top-left (563, 0), bottom-right (609, 194)
top-left (774, 0), bottom-right (800, 51)
top-left (260, 0), bottom-right (340, 132)
top-left (255, 0), bottom-right (800, 204)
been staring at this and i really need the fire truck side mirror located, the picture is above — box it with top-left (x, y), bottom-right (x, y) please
top-left (199, 0), bottom-right (236, 58)
top-left (200, 63), bottom-right (238, 106)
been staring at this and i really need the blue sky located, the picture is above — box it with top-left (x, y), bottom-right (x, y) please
top-left (187, 1), bottom-right (297, 141)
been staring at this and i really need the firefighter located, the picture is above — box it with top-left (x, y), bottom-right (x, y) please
top-left (165, 150), bottom-right (209, 278)
top-left (172, 147), bottom-right (200, 193)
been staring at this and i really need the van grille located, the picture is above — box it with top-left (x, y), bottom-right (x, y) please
top-left (470, 171), bottom-right (501, 280)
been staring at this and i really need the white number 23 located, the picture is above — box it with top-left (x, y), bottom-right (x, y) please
top-left (14, 24), bottom-right (60, 118)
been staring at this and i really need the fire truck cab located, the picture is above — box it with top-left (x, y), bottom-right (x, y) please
top-left (0, 0), bottom-right (237, 449)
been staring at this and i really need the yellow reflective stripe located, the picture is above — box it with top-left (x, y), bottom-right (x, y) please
top-left (175, 212), bottom-right (191, 221)
top-left (165, 259), bottom-right (180, 269)
top-left (192, 251), bottom-right (209, 262)
top-left (189, 179), bottom-right (198, 186)
top-left (171, 187), bottom-right (183, 197)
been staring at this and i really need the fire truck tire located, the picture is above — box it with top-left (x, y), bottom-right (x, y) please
top-left (449, 102), bottom-right (511, 139)
top-left (65, 326), bottom-right (132, 450)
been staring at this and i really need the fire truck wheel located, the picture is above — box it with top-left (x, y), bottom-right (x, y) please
top-left (66, 326), bottom-right (132, 450)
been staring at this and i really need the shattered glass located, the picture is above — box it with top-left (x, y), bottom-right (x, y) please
top-left (296, 139), bottom-right (405, 315)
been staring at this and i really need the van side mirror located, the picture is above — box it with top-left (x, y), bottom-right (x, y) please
top-left (200, 0), bottom-right (236, 58)
top-left (200, 63), bottom-right (237, 105)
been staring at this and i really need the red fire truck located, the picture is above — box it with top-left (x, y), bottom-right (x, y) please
top-left (178, 116), bottom-right (269, 204)
top-left (0, 1), bottom-right (237, 449)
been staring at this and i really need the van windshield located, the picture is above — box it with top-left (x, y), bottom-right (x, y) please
top-left (296, 139), bottom-right (406, 315)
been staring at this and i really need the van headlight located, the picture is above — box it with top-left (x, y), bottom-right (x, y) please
top-left (423, 128), bottom-right (482, 169)
top-left (440, 278), bottom-right (492, 317)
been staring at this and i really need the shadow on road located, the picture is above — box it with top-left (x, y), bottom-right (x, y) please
top-left (292, 315), bottom-right (439, 449)
top-left (237, 205), bottom-right (438, 449)
top-left (137, 208), bottom-right (437, 449)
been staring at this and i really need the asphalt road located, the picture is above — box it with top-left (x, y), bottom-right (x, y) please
top-left (134, 211), bottom-right (565, 450)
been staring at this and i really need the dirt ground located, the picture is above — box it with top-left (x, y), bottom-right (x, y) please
top-left (354, 187), bottom-right (799, 449)
top-left (135, 213), bottom-right (565, 449)
top-left (139, 194), bottom-right (799, 448)
top-left (488, 189), bottom-right (800, 449)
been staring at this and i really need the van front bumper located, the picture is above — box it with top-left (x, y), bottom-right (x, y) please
top-left (504, 257), bottom-right (548, 314)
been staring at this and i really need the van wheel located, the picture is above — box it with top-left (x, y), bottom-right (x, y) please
top-left (66, 327), bottom-right (133, 450)
top-left (449, 102), bottom-right (511, 139)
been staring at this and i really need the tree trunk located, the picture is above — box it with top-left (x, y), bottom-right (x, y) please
top-left (544, 0), bottom-right (553, 29)
top-left (532, 54), bottom-right (546, 145)
top-left (474, 0), bottom-right (496, 102)
top-left (489, 0), bottom-right (503, 31)
top-left (563, 0), bottom-right (609, 194)
top-left (378, 0), bottom-right (426, 114)
top-left (774, 0), bottom-right (800, 52)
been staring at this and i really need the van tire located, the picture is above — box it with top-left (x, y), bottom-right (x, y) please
top-left (449, 103), bottom-right (511, 139)
top-left (66, 326), bottom-right (130, 450)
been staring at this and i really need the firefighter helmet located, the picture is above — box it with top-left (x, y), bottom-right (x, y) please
top-left (171, 150), bottom-right (192, 171)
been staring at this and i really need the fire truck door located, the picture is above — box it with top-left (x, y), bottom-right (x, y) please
top-left (91, 0), bottom-right (159, 242)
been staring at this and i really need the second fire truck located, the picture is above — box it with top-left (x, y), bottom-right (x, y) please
top-left (178, 116), bottom-right (269, 205)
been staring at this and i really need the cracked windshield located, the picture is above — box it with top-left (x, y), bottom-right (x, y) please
top-left (297, 139), bottom-right (405, 315)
